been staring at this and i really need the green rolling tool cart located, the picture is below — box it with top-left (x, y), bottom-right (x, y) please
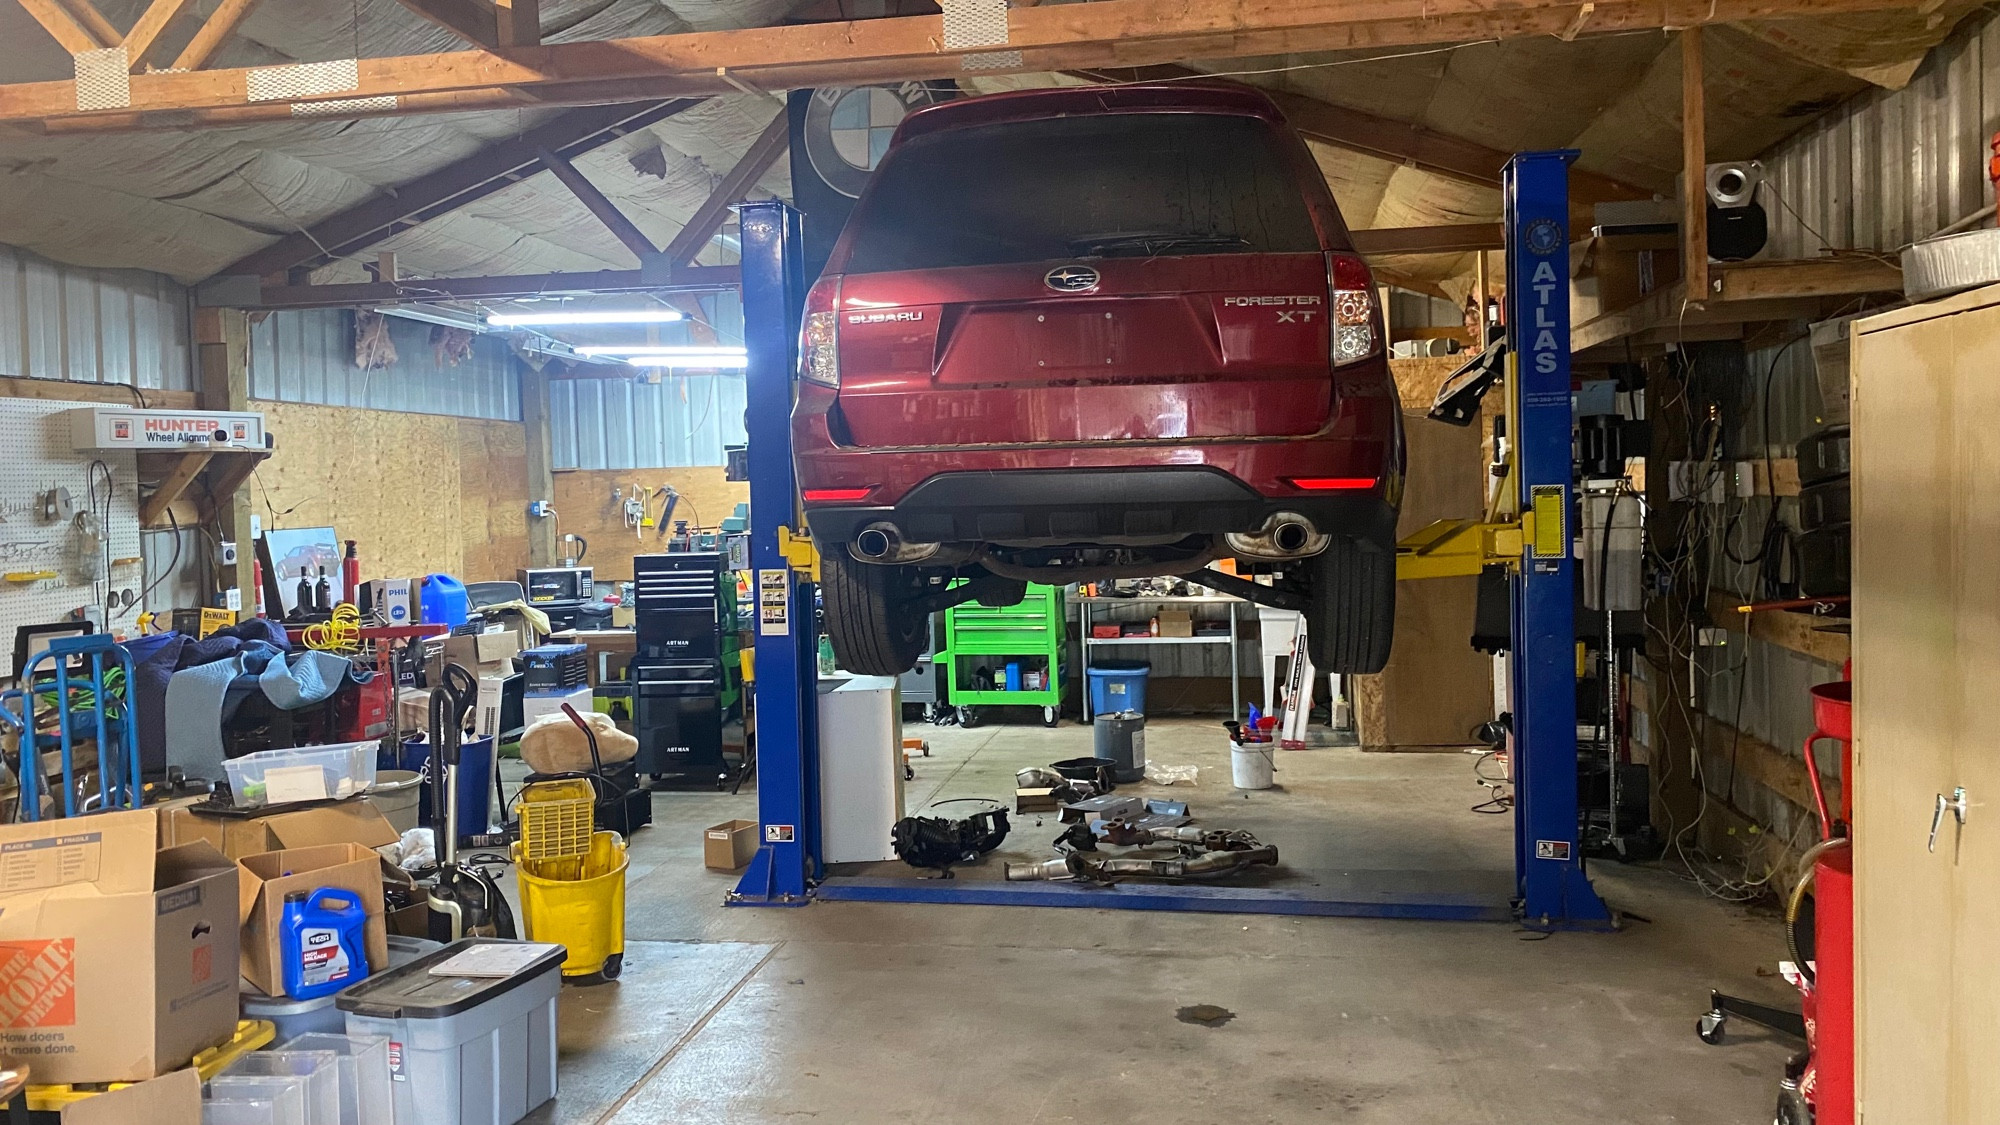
top-left (940, 583), bottom-right (1067, 727)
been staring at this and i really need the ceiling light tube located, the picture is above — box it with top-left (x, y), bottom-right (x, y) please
top-left (485, 309), bottom-right (685, 327)
top-left (575, 345), bottom-right (746, 358)
top-left (622, 356), bottom-right (750, 369)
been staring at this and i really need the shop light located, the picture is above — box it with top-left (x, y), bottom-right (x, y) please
top-left (485, 309), bottom-right (685, 327)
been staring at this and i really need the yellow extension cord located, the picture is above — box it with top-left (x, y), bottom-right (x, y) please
top-left (301, 603), bottom-right (363, 653)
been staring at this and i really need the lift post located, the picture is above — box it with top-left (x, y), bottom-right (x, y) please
top-left (729, 202), bottom-right (820, 907)
top-left (1503, 150), bottom-right (1613, 930)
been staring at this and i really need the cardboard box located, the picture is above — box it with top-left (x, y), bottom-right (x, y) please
top-left (61, 1067), bottom-right (201, 1124)
top-left (474, 675), bottom-right (508, 740)
top-left (1015, 787), bottom-right (1059, 813)
top-left (0, 810), bottom-right (238, 1086)
top-left (158, 801), bottom-right (400, 860)
top-left (1156, 610), bottom-right (1194, 638)
top-left (522, 686), bottom-right (592, 730)
top-left (237, 843), bottom-right (388, 998)
top-left (444, 628), bottom-right (521, 676)
top-left (703, 819), bottom-right (759, 870)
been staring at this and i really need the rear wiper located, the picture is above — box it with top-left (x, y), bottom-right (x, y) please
top-left (1071, 233), bottom-right (1251, 257)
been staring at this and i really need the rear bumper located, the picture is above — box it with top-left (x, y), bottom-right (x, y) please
top-left (801, 465), bottom-right (1398, 548)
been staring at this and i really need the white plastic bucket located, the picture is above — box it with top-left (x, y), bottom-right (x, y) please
top-left (1230, 741), bottom-right (1275, 790)
top-left (365, 770), bottom-right (423, 836)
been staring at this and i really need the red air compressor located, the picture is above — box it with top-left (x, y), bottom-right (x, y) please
top-left (1700, 664), bottom-right (1853, 1125)
top-left (1789, 669), bottom-right (1855, 1125)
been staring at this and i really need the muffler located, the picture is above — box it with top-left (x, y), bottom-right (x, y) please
top-left (1225, 513), bottom-right (1329, 560)
top-left (850, 523), bottom-right (942, 565)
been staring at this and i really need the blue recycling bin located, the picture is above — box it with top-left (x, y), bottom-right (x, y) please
top-left (397, 735), bottom-right (495, 843)
top-left (1087, 662), bottom-right (1151, 715)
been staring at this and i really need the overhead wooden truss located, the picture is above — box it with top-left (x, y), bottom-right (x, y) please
top-left (5, 0), bottom-right (1923, 133)
top-left (17, 0), bottom-right (263, 72)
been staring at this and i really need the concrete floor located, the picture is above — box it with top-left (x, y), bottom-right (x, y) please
top-left (521, 716), bottom-right (1801, 1125)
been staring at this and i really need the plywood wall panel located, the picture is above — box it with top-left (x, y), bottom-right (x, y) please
top-left (1353, 410), bottom-right (1492, 750)
top-left (457, 419), bottom-right (530, 583)
top-left (252, 401), bottom-right (501, 584)
top-left (552, 467), bottom-right (749, 583)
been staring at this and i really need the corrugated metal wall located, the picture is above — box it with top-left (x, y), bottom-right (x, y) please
top-left (547, 288), bottom-right (747, 469)
top-left (249, 309), bottom-right (520, 421)
top-left (0, 243), bottom-right (192, 393)
top-left (1761, 8), bottom-right (2000, 258)
top-left (550, 373), bottom-right (748, 469)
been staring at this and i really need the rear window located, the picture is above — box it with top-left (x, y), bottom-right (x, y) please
top-left (839, 112), bottom-right (1323, 275)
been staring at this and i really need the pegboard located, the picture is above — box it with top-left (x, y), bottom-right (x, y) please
top-left (0, 398), bottom-right (145, 679)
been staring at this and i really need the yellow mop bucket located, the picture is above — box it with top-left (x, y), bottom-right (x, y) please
top-left (514, 829), bottom-right (628, 980)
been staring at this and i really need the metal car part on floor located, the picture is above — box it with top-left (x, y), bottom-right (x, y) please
top-left (728, 151), bottom-right (1609, 928)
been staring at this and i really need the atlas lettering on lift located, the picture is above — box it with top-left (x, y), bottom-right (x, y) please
top-left (1529, 259), bottom-right (1563, 375)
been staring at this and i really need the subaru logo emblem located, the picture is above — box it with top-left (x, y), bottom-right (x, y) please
top-left (1044, 265), bottom-right (1100, 293)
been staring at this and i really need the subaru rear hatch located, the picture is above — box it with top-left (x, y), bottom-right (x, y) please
top-left (820, 107), bottom-right (1343, 447)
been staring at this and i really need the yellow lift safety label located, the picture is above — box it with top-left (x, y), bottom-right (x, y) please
top-left (1530, 485), bottom-right (1567, 560)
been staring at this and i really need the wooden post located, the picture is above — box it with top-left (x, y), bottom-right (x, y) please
top-left (1681, 27), bottom-right (1709, 304)
top-left (520, 363), bottom-right (558, 567)
top-left (195, 307), bottom-right (258, 611)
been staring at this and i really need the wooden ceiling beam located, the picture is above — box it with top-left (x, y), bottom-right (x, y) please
top-left (661, 110), bottom-right (790, 267)
top-left (1350, 223), bottom-right (1505, 255)
top-left (394, 0), bottom-right (499, 49)
top-left (495, 0), bottom-right (539, 47)
top-left (217, 99), bottom-right (703, 281)
top-left (121, 0), bottom-right (198, 69)
top-left (205, 266), bottom-right (742, 310)
top-left (18, 0), bottom-right (105, 53)
top-left (536, 147), bottom-right (661, 263)
top-left (170, 0), bottom-right (262, 70)
top-left (54, 0), bottom-right (117, 47)
top-left (0, 0), bottom-right (1924, 129)
top-left (1073, 64), bottom-right (1646, 204)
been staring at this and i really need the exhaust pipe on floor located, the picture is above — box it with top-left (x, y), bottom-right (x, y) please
top-left (850, 523), bottom-right (943, 565)
top-left (1225, 512), bottom-right (1330, 560)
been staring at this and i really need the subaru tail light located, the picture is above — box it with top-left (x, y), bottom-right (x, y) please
top-left (1329, 253), bottom-right (1382, 367)
top-left (800, 276), bottom-right (842, 387)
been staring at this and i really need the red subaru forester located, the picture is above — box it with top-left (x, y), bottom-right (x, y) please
top-left (795, 83), bottom-right (1404, 678)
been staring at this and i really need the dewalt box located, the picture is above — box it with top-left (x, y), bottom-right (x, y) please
top-left (0, 809), bottom-right (239, 1085)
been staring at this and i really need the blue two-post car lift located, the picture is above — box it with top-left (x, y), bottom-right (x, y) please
top-left (728, 151), bottom-right (1613, 931)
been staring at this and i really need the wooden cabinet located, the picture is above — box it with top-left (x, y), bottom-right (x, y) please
top-left (1849, 287), bottom-right (2000, 1124)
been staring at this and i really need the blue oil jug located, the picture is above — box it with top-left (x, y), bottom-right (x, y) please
top-left (280, 889), bottom-right (370, 1000)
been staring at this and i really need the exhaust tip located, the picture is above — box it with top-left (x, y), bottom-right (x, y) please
top-left (854, 528), bottom-right (893, 560)
top-left (1272, 521), bottom-right (1311, 553)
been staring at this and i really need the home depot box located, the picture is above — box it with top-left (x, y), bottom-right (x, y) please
top-left (0, 809), bottom-right (239, 1085)
top-left (237, 842), bottom-right (388, 998)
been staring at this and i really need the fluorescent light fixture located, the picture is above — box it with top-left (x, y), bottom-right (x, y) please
top-left (574, 345), bottom-right (747, 359)
top-left (375, 305), bottom-right (486, 332)
top-left (486, 309), bottom-right (685, 327)
top-left (623, 354), bottom-right (749, 369)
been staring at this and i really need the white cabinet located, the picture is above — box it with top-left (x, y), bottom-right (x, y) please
top-left (817, 675), bottom-right (905, 864)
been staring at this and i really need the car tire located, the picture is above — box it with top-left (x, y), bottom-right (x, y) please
top-left (820, 549), bottom-right (928, 676)
top-left (1308, 537), bottom-right (1395, 674)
